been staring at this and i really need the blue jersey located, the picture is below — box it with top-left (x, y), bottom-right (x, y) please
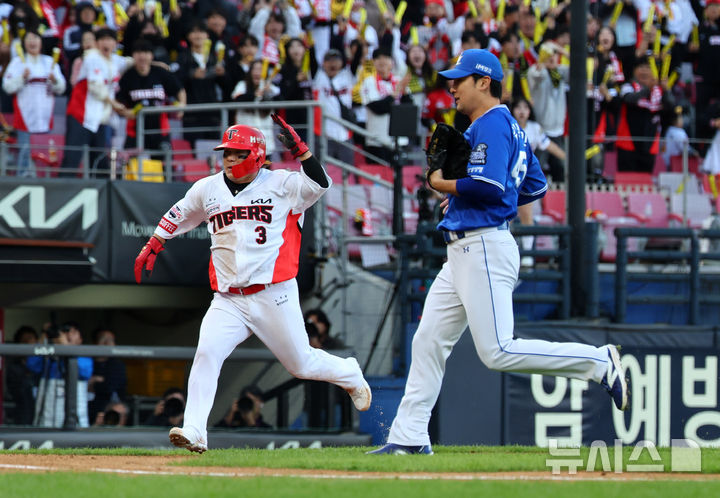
top-left (438, 105), bottom-right (547, 232)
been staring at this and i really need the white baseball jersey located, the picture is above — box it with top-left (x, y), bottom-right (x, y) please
top-left (313, 68), bottom-right (355, 142)
top-left (66, 49), bottom-right (118, 132)
top-left (360, 74), bottom-right (399, 148)
top-left (153, 167), bottom-right (330, 292)
top-left (2, 54), bottom-right (66, 133)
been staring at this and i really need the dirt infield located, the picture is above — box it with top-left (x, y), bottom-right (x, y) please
top-left (0, 454), bottom-right (717, 481)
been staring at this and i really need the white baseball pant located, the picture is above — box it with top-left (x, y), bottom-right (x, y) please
top-left (180, 279), bottom-right (365, 445)
top-left (387, 227), bottom-right (610, 446)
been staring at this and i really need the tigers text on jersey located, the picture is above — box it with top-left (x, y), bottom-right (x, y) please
top-left (439, 104), bottom-right (548, 232)
top-left (154, 167), bottom-right (330, 292)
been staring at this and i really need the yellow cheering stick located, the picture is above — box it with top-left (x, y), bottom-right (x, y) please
top-left (394, 1), bottom-right (407, 25)
top-left (301, 50), bottom-right (310, 76)
top-left (495, 0), bottom-right (506, 22)
top-left (30, 0), bottom-right (42, 17)
top-left (132, 103), bottom-right (144, 115)
top-left (602, 65), bottom-right (614, 86)
top-left (661, 53), bottom-right (671, 81)
top-left (691, 25), bottom-right (699, 46)
top-left (586, 57), bottom-right (595, 82)
top-left (520, 76), bottom-right (532, 104)
top-left (14, 39), bottom-right (24, 62)
top-left (467, 0), bottom-right (477, 19)
top-left (410, 26), bottom-right (419, 46)
top-left (269, 62), bottom-right (281, 81)
top-left (661, 34), bottom-right (675, 56)
top-left (585, 145), bottom-right (601, 161)
top-left (2, 19), bottom-right (9, 45)
top-left (359, 8), bottom-right (367, 31)
top-left (550, 0), bottom-right (557, 8)
top-left (169, 0), bottom-right (178, 12)
top-left (51, 46), bottom-right (60, 70)
top-left (505, 69), bottom-right (514, 94)
top-left (114, 2), bottom-right (129, 23)
top-left (138, 0), bottom-right (145, 9)
top-left (154, 4), bottom-right (164, 29)
top-left (653, 30), bottom-right (661, 56)
top-left (216, 41), bottom-right (226, 63)
top-left (202, 38), bottom-right (212, 65)
top-left (342, 0), bottom-right (354, 19)
top-left (533, 8), bottom-right (545, 46)
top-left (648, 56), bottom-right (659, 80)
top-left (261, 58), bottom-right (270, 81)
top-left (643, 4), bottom-right (655, 32)
top-left (375, 0), bottom-right (387, 16)
top-left (609, 2), bottom-right (623, 25)
top-left (667, 70), bottom-right (678, 88)
top-left (499, 52), bottom-right (508, 69)
top-left (523, 0), bottom-right (530, 6)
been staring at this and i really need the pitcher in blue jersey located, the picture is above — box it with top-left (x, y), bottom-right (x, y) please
top-left (369, 50), bottom-right (629, 456)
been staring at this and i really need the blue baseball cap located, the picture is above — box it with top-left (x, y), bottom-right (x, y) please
top-left (439, 49), bottom-right (504, 82)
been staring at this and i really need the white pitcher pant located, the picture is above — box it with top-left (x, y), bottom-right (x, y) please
top-left (388, 229), bottom-right (610, 446)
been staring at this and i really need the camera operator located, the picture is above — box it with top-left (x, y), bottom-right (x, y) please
top-left (26, 322), bottom-right (93, 427)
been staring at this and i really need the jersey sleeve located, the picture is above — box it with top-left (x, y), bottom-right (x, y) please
top-left (518, 142), bottom-right (548, 203)
top-left (282, 167), bottom-right (332, 214)
top-left (153, 180), bottom-right (208, 240)
top-left (466, 116), bottom-right (510, 192)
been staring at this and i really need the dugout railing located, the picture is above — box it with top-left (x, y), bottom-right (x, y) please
top-left (0, 343), bottom-right (357, 430)
top-left (614, 227), bottom-right (720, 324)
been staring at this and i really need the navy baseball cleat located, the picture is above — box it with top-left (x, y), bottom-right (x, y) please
top-left (367, 443), bottom-right (434, 455)
top-left (601, 345), bottom-right (629, 411)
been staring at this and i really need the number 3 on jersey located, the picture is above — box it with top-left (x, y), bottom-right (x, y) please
top-left (255, 226), bottom-right (267, 244)
top-left (511, 150), bottom-right (528, 188)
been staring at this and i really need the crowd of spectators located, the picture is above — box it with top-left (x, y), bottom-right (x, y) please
top-left (0, 0), bottom-right (716, 181)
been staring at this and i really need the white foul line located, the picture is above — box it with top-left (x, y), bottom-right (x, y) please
top-left (0, 463), bottom-right (704, 481)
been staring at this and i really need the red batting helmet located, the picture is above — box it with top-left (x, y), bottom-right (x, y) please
top-left (214, 124), bottom-right (267, 178)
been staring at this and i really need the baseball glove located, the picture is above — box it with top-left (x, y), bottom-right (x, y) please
top-left (425, 124), bottom-right (471, 186)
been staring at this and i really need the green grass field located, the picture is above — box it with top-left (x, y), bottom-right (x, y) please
top-left (1, 446), bottom-right (719, 497)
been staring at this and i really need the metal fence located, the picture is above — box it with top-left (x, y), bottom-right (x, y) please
top-left (614, 227), bottom-right (720, 324)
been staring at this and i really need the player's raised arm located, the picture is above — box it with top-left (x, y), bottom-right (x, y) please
top-left (271, 113), bottom-right (329, 188)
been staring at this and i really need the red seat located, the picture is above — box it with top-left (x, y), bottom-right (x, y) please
top-left (626, 192), bottom-right (682, 228)
top-left (357, 164), bottom-right (394, 185)
top-left (170, 138), bottom-right (194, 161)
top-left (615, 171), bottom-right (654, 187)
top-left (30, 134), bottom-right (65, 177)
top-left (402, 165), bottom-right (424, 192)
top-left (541, 190), bottom-right (565, 223)
top-left (178, 159), bottom-right (210, 183)
top-left (586, 191), bottom-right (625, 218)
top-left (587, 191), bottom-right (640, 262)
top-left (669, 155), bottom-right (701, 176)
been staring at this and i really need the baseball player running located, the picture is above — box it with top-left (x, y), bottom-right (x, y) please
top-left (135, 115), bottom-right (371, 453)
top-left (369, 50), bottom-right (629, 455)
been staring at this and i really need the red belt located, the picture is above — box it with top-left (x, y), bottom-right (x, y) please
top-left (228, 284), bottom-right (269, 296)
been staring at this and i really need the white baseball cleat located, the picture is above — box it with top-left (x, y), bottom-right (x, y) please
top-left (169, 427), bottom-right (208, 454)
top-left (347, 378), bottom-right (372, 411)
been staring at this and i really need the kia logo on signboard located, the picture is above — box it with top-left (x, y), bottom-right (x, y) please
top-left (0, 186), bottom-right (98, 230)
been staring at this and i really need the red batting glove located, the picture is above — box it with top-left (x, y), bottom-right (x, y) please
top-left (271, 113), bottom-right (309, 158)
top-left (134, 236), bottom-right (165, 283)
